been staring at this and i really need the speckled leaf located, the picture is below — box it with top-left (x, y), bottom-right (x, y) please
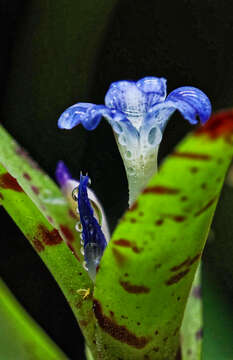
top-left (0, 124), bottom-right (82, 258)
top-left (0, 125), bottom-right (98, 357)
top-left (181, 265), bottom-right (202, 360)
top-left (0, 279), bottom-right (66, 360)
top-left (93, 110), bottom-right (233, 360)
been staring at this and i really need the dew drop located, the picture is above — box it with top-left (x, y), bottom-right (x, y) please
top-left (125, 150), bottom-right (132, 158)
top-left (128, 167), bottom-right (135, 175)
top-left (148, 127), bottom-right (158, 145)
top-left (83, 261), bottom-right (88, 271)
top-left (75, 222), bottom-right (83, 232)
top-left (72, 187), bottom-right (79, 201)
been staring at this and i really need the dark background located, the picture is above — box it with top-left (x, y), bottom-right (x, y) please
top-left (1, 1), bottom-right (233, 359)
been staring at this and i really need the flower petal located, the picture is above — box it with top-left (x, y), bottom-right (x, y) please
top-left (166, 86), bottom-right (212, 124)
top-left (55, 161), bottom-right (72, 188)
top-left (136, 76), bottom-right (167, 107)
top-left (78, 174), bottom-right (107, 279)
top-left (58, 103), bottom-right (114, 131)
top-left (144, 86), bottom-right (212, 133)
top-left (105, 80), bottom-right (147, 129)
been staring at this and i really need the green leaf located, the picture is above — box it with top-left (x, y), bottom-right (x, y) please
top-left (93, 110), bottom-right (233, 359)
top-left (0, 124), bottom-right (97, 356)
top-left (0, 279), bottom-right (66, 360)
top-left (181, 265), bottom-right (202, 360)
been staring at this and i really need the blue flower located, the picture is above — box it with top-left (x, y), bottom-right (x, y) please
top-left (58, 76), bottom-right (211, 146)
top-left (58, 76), bottom-right (211, 204)
top-left (77, 174), bottom-right (107, 280)
top-left (55, 161), bottom-right (109, 280)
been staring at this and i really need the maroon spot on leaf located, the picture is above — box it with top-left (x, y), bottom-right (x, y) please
top-left (79, 320), bottom-right (88, 327)
top-left (172, 151), bottom-right (211, 161)
top-left (37, 225), bottom-right (63, 246)
top-left (15, 146), bottom-right (43, 172)
top-left (201, 183), bottom-right (207, 190)
top-left (195, 109), bottom-right (233, 139)
top-left (166, 269), bottom-right (190, 285)
top-left (153, 347), bottom-right (159, 352)
top-left (60, 225), bottom-right (75, 242)
top-left (121, 315), bottom-right (128, 320)
top-left (143, 186), bottom-right (180, 195)
top-left (113, 239), bottom-right (142, 253)
top-left (130, 218), bottom-right (137, 223)
top-left (119, 281), bottom-right (150, 294)
top-left (23, 173), bottom-right (31, 181)
top-left (0, 173), bottom-right (24, 192)
top-left (162, 214), bottom-right (187, 223)
top-left (171, 258), bottom-right (190, 272)
top-left (154, 330), bottom-right (159, 335)
top-left (155, 264), bottom-right (161, 270)
top-left (137, 322), bottom-right (141, 326)
top-left (192, 285), bottom-right (202, 298)
top-left (195, 328), bottom-right (203, 340)
top-left (68, 209), bottom-right (77, 219)
top-left (187, 349), bottom-right (192, 355)
top-left (171, 253), bottom-right (201, 272)
top-left (172, 215), bottom-right (186, 222)
top-left (194, 196), bottom-right (217, 217)
top-left (124, 273), bottom-right (129, 277)
top-left (155, 219), bottom-right (164, 226)
top-left (177, 296), bottom-right (181, 301)
top-left (32, 239), bottom-right (44, 252)
top-left (112, 248), bottom-right (127, 266)
top-left (93, 300), bottom-right (150, 349)
top-left (31, 185), bottom-right (40, 195)
top-left (129, 201), bottom-right (138, 211)
top-left (163, 337), bottom-right (168, 342)
top-left (189, 253), bottom-right (201, 265)
top-left (190, 167), bottom-right (199, 173)
top-left (0, 192), bottom-right (4, 200)
top-left (181, 196), bottom-right (188, 201)
top-left (110, 311), bottom-right (114, 317)
top-left (96, 265), bottom-right (100, 273)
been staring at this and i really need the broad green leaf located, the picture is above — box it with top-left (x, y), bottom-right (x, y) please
top-left (0, 279), bottom-right (66, 360)
top-left (181, 265), bottom-right (202, 360)
top-left (93, 110), bottom-right (233, 359)
top-left (0, 125), bottom-right (98, 357)
top-left (0, 124), bottom-right (82, 259)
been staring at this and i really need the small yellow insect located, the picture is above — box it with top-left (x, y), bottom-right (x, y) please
top-left (77, 288), bottom-right (91, 300)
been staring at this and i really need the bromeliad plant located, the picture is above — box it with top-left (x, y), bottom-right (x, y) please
top-left (0, 76), bottom-right (233, 360)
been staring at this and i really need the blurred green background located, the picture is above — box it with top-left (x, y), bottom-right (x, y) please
top-left (0, 1), bottom-right (232, 359)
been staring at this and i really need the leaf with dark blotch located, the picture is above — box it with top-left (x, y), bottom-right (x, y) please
top-left (93, 110), bottom-right (233, 359)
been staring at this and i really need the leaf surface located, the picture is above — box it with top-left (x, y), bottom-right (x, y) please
top-left (0, 279), bottom-right (66, 360)
top-left (0, 125), bottom-right (97, 356)
top-left (93, 110), bottom-right (233, 359)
